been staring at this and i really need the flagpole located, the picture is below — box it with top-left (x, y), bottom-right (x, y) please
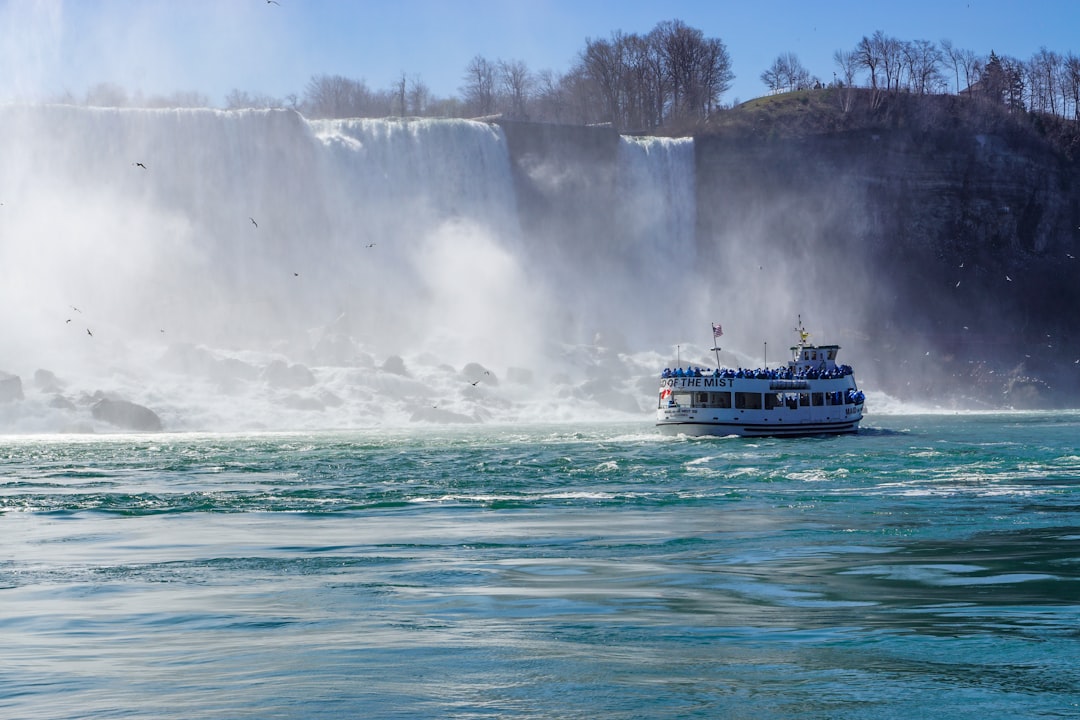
top-left (764, 341), bottom-right (767, 369)
top-left (710, 322), bottom-right (722, 369)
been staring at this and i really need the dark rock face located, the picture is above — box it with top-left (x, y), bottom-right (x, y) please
top-left (91, 398), bottom-right (163, 431)
top-left (693, 128), bottom-right (1080, 406)
top-left (498, 116), bottom-right (1079, 408)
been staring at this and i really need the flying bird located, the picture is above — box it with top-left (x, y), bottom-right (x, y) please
top-left (86, 329), bottom-right (93, 337)
top-left (71, 305), bottom-right (82, 313)
top-left (293, 272), bottom-right (299, 277)
top-left (66, 318), bottom-right (71, 324)
top-left (133, 162), bottom-right (147, 169)
top-left (1006, 275), bottom-right (1013, 281)
top-left (366, 243), bottom-right (376, 248)
top-left (470, 380), bottom-right (481, 386)
top-left (267, 0), bottom-right (280, 4)
top-left (250, 217), bottom-right (258, 228)
top-left (955, 280), bottom-right (960, 288)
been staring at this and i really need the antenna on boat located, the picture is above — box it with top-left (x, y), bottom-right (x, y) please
top-left (763, 341), bottom-right (767, 368)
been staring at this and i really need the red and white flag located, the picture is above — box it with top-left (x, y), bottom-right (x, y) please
top-left (712, 323), bottom-right (723, 339)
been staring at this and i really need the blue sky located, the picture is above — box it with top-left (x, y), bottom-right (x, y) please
top-left (1, 0), bottom-right (1077, 106)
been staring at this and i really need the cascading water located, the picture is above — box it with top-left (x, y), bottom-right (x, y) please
top-left (0, 106), bottom-right (699, 431)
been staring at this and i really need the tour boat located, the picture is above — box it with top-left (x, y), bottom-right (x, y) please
top-left (656, 319), bottom-right (865, 437)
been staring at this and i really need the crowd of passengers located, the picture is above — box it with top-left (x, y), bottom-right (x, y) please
top-left (661, 364), bottom-right (855, 380)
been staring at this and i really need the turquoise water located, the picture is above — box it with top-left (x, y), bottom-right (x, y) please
top-left (2, 413), bottom-right (1079, 719)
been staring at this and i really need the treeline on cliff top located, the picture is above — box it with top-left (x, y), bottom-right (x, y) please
top-left (59, 20), bottom-right (1080, 152)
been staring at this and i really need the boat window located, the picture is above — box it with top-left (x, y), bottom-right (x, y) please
top-left (713, 391), bottom-right (732, 408)
top-left (696, 392), bottom-right (710, 405)
top-left (764, 393), bottom-right (782, 410)
top-left (735, 392), bottom-right (762, 410)
top-left (799, 393), bottom-right (810, 407)
top-left (812, 392), bottom-right (824, 406)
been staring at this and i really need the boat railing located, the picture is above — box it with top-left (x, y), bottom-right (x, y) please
top-left (769, 379), bottom-right (810, 390)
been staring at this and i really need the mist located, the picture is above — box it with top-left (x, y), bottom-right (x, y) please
top-left (1, 106), bottom-right (736, 431)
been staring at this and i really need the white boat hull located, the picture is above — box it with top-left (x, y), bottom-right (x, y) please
top-left (656, 416), bottom-right (861, 437)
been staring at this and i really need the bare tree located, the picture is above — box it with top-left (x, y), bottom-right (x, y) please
top-left (407, 76), bottom-right (431, 116)
top-left (761, 53), bottom-right (812, 93)
top-left (903, 40), bottom-right (942, 95)
top-left (302, 74), bottom-right (374, 118)
top-left (498, 59), bottom-right (534, 119)
top-left (225, 89), bottom-right (284, 109)
top-left (84, 82), bottom-right (129, 107)
top-left (856, 35), bottom-right (881, 90)
top-left (833, 49), bottom-right (859, 112)
top-left (581, 35), bottom-right (626, 125)
top-left (1064, 52), bottom-right (1080, 120)
top-left (462, 55), bottom-right (498, 117)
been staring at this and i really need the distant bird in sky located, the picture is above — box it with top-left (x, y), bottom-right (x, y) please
top-left (1006, 275), bottom-right (1013, 281)
top-left (86, 328), bottom-right (93, 337)
top-left (71, 305), bottom-right (82, 313)
top-left (959, 261), bottom-right (964, 268)
top-left (267, 0), bottom-right (279, 4)
top-left (1068, 253), bottom-right (1075, 259)
top-left (955, 280), bottom-right (960, 288)
top-left (470, 380), bottom-right (481, 386)
top-left (65, 318), bottom-right (71, 324)
top-left (366, 243), bottom-right (376, 248)
top-left (250, 217), bottom-right (258, 228)
top-left (293, 272), bottom-right (299, 277)
top-left (133, 162), bottom-right (147, 169)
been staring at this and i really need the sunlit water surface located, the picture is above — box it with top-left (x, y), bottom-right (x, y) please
top-left (3, 412), bottom-right (1079, 719)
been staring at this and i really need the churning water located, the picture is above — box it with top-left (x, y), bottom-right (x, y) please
top-left (3, 412), bottom-right (1079, 718)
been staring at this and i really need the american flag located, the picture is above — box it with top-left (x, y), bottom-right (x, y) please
top-left (712, 323), bottom-right (723, 338)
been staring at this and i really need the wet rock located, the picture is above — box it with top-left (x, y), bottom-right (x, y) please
top-left (381, 355), bottom-right (409, 376)
top-left (0, 371), bottom-right (24, 403)
top-left (91, 398), bottom-right (163, 431)
top-left (263, 360), bottom-right (315, 389)
top-left (34, 369), bottom-right (64, 393)
top-left (49, 395), bottom-right (77, 411)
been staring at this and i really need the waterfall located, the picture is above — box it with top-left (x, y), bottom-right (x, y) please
top-left (0, 106), bottom-right (698, 431)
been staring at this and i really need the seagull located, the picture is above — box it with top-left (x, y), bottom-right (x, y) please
top-left (66, 318), bottom-right (71, 324)
top-left (86, 328), bottom-right (93, 337)
top-left (366, 243), bottom-right (376, 248)
top-left (293, 272), bottom-right (299, 277)
top-left (133, 162), bottom-right (147, 169)
top-left (250, 217), bottom-right (258, 228)
top-left (1068, 253), bottom-right (1075, 259)
top-left (470, 380), bottom-right (481, 386)
top-left (955, 280), bottom-right (961, 288)
top-left (1005, 275), bottom-right (1012, 281)
top-left (71, 305), bottom-right (82, 313)
top-left (267, 0), bottom-right (280, 4)
top-left (959, 261), bottom-right (964, 268)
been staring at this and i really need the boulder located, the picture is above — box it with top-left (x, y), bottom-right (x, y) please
top-left (91, 398), bottom-right (163, 431)
top-left (263, 359), bottom-right (316, 389)
top-left (0, 371), bottom-right (24, 403)
top-left (34, 369), bottom-right (64, 393)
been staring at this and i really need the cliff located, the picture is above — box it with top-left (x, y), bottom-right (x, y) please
top-left (501, 92), bottom-right (1080, 408)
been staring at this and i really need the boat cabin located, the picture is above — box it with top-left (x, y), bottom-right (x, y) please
top-left (789, 343), bottom-right (841, 375)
